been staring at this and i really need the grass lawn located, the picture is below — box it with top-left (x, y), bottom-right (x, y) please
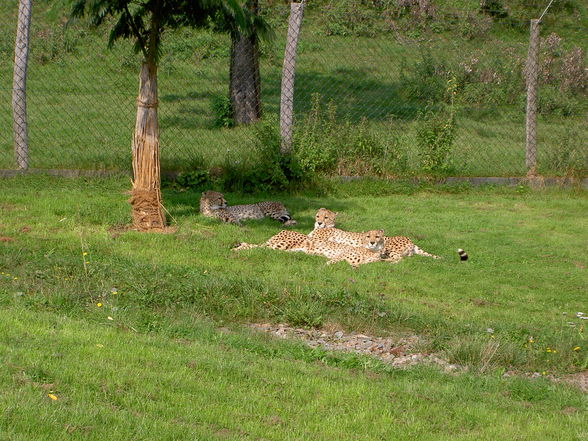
top-left (0, 175), bottom-right (587, 439)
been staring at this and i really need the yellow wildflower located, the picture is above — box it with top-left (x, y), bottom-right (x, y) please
top-left (83, 252), bottom-right (88, 256)
top-left (573, 346), bottom-right (580, 351)
top-left (48, 394), bottom-right (58, 401)
top-left (97, 303), bottom-right (102, 307)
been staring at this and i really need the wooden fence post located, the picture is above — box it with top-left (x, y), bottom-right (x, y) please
top-left (525, 19), bottom-right (540, 172)
top-left (12, 0), bottom-right (32, 170)
top-left (280, 1), bottom-right (305, 155)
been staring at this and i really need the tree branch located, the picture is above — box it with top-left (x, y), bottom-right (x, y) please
top-left (124, 4), bottom-right (148, 60)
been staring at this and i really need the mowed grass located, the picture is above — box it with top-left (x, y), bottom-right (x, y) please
top-left (2, 306), bottom-right (587, 441)
top-left (1, 175), bottom-right (587, 439)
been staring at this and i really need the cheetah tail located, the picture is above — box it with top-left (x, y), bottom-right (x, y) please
top-left (231, 242), bottom-right (263, 251)
top-left (414, 246), bottom-right (441, 259)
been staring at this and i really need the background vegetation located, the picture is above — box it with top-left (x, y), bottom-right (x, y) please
top-left (0, 0), bottom-right (586, 183)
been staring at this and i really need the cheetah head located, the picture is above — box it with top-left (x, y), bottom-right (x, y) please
top-left (364, 229), bottom-right (385, 252)
top-left (314, 208), bottom-right (337, 229)
top-left (200, 190), bottom-right (227, 212)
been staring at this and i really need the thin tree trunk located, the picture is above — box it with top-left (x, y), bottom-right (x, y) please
top-left (229, 0), bottom-right (261, 125)
top-left (280, 1), bottom-right (305, 154)
top-left (129, 61), bottom-right (166, 230)
top-left (12, 0), bottom-right (32, 170)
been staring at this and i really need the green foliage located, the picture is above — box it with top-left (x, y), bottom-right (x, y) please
top-left (541, 132), bottom-right (588, 178)
top-left (294, 94), bottom-right (339, 174)
top-left (416, 84), bottom-right (458, 177)
top-left (294, 95), bottom-right (408, 177)
top-left (219, 117), bottom-right (307, 193)
top-left (322, 0), bottom-right (385, 37)
top-left (399, 52), bottom-right (449, 103)
top-left (210, 94), bottom-right (234, 128)
top-left (479, 0), bottom-right (509, 19)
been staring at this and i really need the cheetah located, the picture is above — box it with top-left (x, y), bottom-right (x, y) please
top-left (299, 229), bottom-right (390, 267)
top-left (233, 228), bottom-right (389, 267)
top-left (232, 230), bottom-right (308, 252)
top-left (199, 190), bottom-right (296, 226)
top-left (310, 208), bottom-right (440, 262)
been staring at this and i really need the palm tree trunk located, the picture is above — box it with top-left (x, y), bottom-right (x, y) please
top-left (229, 0), bottom-right (261, 125)
top-left (129, 61), bottom-right (166, 230)
top-left (12, 0), bottom-right (32, 170)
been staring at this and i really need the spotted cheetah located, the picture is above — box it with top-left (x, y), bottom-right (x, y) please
top-left (300, 229), bottom-right (390, 267)
top-left (232, 230), bottom-right (308, 252)
top-left (200, 190), bottom-right (296, 226)
top-left (311, 208), bottom-right (440, 262)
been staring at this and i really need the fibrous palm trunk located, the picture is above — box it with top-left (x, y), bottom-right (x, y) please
top-left (129, 61), bottom-right (166, 230)
top-left (229, 0), bottom-right (261, 125)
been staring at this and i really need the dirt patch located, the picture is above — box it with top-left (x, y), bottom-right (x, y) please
top-left (0, 236), bottom-right (14, 242)
top-left (561, 370), bottom-right (588, 393)
top-left (252, 324), bottom-right (588, 393)
top-left (20, 226), bottom-right (31, 233)
top-left (250, 323), bottom-right (461, 372)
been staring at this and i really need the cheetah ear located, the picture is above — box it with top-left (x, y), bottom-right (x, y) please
top-left (378, 229), bottom-right (384, 234)
top-left (319, 207), bottom-right (326, 210)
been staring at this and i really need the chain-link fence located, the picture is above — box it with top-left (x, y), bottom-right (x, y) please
top-left (1, 0), bottom-right (587, 178)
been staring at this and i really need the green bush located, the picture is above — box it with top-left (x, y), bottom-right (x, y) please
top-left (294, 94), bottom-right (339, 174)
top-left (322, 0), bottom-right (385, 37)
top-left (399, 52), bottom-right (449, 103)
top-left (220, 118), bottom-right (307, 193)
top-left (210, 95), bottom-right (234, 128)
top-left (416, 92), bottom-right (457, 176)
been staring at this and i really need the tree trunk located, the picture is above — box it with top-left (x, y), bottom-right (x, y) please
top-left (129, 61), bottom-right (166, 230)
top-left (229, 0), bottom-right (261, 125)
top-left (280, 1), bottom-right (305, 154)
top-left (12, 0), bottom-right (32, 170)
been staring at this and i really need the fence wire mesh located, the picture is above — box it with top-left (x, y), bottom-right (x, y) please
top-left (1, 0), bottom-right (586, 178)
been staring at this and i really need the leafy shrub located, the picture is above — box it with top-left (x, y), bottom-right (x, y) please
top-left (322, 0), bottom-right (385, 37)
top-left (210, 95), bottom-right (234, 128)
top-left (295, 95), bottom-right (408, 177)
top-left (537, 86), bottom-right (585, 116)
top-left (416, 82), bottom-right (458, 176)
top-left (541, 133), bottom-right (588, 177)
top-left (399, 52), bottom-right (449, 103)
top-left (220, 117), bottom-right (307, 193)
top-left (294, 94), bottom-right (339, 173)
top-left (479, 0), bottom-right (509, 19)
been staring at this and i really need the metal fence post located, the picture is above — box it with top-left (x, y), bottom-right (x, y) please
top-left (280, 1), bottom-right (305, 155)
top-left (12, 0), bottom-right (32, 170)
top-left (525, 18), bottom-right (540, 172)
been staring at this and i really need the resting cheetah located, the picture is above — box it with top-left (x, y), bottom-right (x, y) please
top-left (232, 230), bottom-right (308, 252)
top-left (311, 208), bottom-right (440, 262)
top-left (300, 229), bottom-right (389, 267)
top-left (200, 190), bottom-right (296, 226)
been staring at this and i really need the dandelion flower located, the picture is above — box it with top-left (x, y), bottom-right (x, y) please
top-left (13, 277), bottom-right (18, 280)
top-left (83, 252), bottom-right (88, 256)
top-left (97, 303), bottom-right (102, 307)
top-left (573, 346), bottom-right (581, 351)
top-left (107, 316), bottom-right (113, 321)
top-left (48, 394), bottom-right (58, 401)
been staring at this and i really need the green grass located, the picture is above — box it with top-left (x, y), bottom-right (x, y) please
top-left (1, 175), bottom-right (588, 439)
top-left (1, 306), bottom-right (587, 441)
top-left (0, 1), bottom-right (586, 176)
